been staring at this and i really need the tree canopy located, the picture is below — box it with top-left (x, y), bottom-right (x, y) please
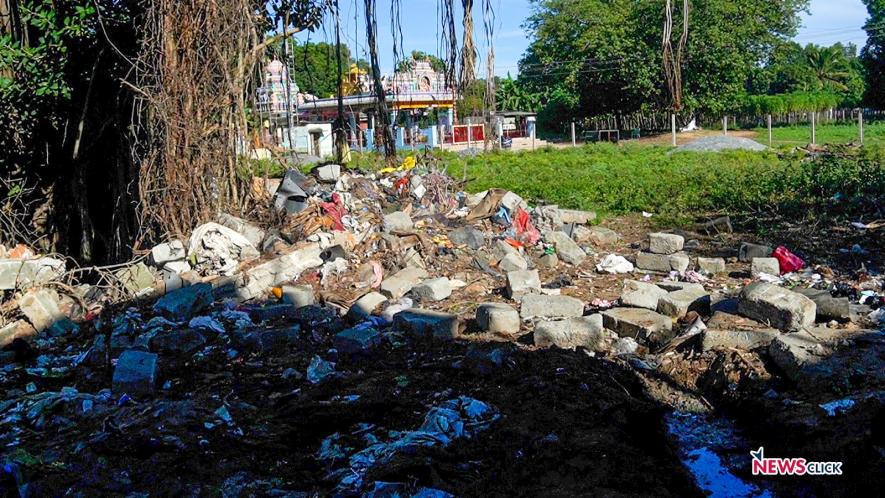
top-left (519, 0), bottom-right (810, 122)
top-left (396, 50), bottom-right (446, 73)
top-left (280, 41), bottom-right (351, 98)
top-left (749, 42), bottom-right (866, 106)
top-left (862, 0), bottom-right (885, 107)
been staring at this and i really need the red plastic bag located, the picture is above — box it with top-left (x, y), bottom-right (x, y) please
top-left (513, 208), bottom-right (541, 246)
top-left (773, 246), bottom-right (805, 274)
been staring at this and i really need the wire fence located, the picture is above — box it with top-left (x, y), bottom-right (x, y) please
top-left (571, 108), bottom-right (885, 147)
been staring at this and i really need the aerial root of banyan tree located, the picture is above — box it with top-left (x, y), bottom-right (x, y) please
top-left (133, 0), bottom-right (264, 240)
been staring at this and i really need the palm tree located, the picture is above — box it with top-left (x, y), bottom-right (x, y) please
top-left (803, 45), bottom-right (850, 92)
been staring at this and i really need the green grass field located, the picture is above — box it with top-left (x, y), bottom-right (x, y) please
top-left (442, 144), bottom-right (883, 222)
top-left (752, 121), bottom-right (885, 147)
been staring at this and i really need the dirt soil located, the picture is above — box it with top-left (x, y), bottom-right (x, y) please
top-left (2, 333), bottom-right (703, 496)
top-left (2, 210), bottom-right (882, 497)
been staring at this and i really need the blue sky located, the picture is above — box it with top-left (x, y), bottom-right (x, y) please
top-left (295, 0), bottom-right (870, 77)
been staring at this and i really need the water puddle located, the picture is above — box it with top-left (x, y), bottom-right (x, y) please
top-left (667, 412), bottom-right (773, 498)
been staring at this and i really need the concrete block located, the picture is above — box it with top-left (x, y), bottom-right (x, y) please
top-left (738, 282), bottom-right (816, 331)
top-left (383, 211), bottom-right (413, 233)
top-left (601, 307), bottom-right (674, 345)
top-left (380, 266), bottom-right (429, 299)
top-left (150, 240), bottom-right (186, 266)
top-left (218, 213), bottom-right (266, 248)
top-left (739, 242), bottom-right (773, 262)
top-left (412, 277), bottom-right (452, 302)
top-left (492, 239), bottom-right (520, 262)
top-left (545, 231), bottom-right (586, 265)
top-left (393, 309), bottom-right (460, 340)
top-left (149, 329), bottom-right (207, 355)
top-left (657, 288), bottom-right (711, 318)
top-left (112, 350), bottom-right (158, 396)
top-left (236, 243), bottom-right (323, 301)
top-left (281, 285), bottom-right (316, 308)
top-left (449, 227), bottom-right (486, 250)
top-left (348, 292), bottom-right (388, 320)
top-left (636, 252), bottom-right (690, 272)
top-left (153, 283), bottom-right (214, 321)
top-left (577, 226), bottom-right (620, 246)
top-left (520, 294), bottom-right (584, 320)
top-left (0, 320), bottom-right (36, 347)
top-left (656, 281), bottom-right (705, 293)
top-left (534, 315), bottom-right (606, 351)
top-left (316, 164), bottom-right (342, 183)
top-left (475, 303), bottom-right (520, 335)
top-left (558, 209), bottom-right (596, 224)
top-left (795, 289), bottom-right (850, 322)
top-left (0, 258), bottom-right (65, 290)
top-left (648, 233), bottom-right (684, 255)
top-left (18, 289), bottom-right (65, 332)
top-left (751, 258), bottom-right (781, 277)
top-left (333, 325), bottom-right (382, 354)
top-left (620, 280), bottom-right (668, 310)
top-left (702, 329), bottom-right (780, 351)
top-left (697, 257), bottom-right (726, 275)
top-left (768, 331), bottom-right (829, 380)
top-left (669, 253), bottom-right (690, 272)
top-left (498, 252), bottom-right (528, 272)
top-left (505, 270), bottom-right (541, 299)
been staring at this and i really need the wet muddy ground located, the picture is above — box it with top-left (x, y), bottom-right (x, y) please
top-left (2, 212), bottom-right (883, 497)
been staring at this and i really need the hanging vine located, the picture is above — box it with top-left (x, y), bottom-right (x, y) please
top-left (439, 0), bottom-right (459, 93)
top-left (133, 0), bottom-right (325, 239)
top-left (482, 0), bottom-right (495, 149)
top-left (459, 0), bottom-right (476, 92)
top-left (662, 0), bottom-right (689, 112)
top-left (364, 0), bottom-right (395, 158)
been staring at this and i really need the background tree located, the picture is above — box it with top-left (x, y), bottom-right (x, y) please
top-left (458, 79), bottom-right (486, 118)
top-left (496, 74), bottom-right (542, 111)
top-left (0, 1), bottom-right (142, 260)
top-left (748, 42), bottom-right (865, 107)
top-left (521, 0), bottom-right (809, 121)
top-left (396, 50), bottom-right (446, 73)
top-left (279, 41), bottom-right (352, 97)
top-left (862, 0), bottom-right (885, 107)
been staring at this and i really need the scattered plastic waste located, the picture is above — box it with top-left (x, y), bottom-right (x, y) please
top-left (772, 246), bottom-right (805, 274)
top-left (819, 398), bottom-right (856, 417)
top-left (381, 298), bottom-right (414, 323)
top-left (324, 396), bottom-right (499, 492)
top-left (596, 254), bottom-right (634, 274)
top-left (590, 298), bottom-right (614, 309)
top-left (307, 355), bottom-right (336, 384)
top-left (188, 316), bottom-right (226, 334)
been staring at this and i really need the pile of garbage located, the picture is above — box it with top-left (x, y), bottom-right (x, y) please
top-left (1, 156), bottom-right (883, 495)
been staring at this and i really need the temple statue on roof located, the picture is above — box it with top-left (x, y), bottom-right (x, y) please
top-left (386, 60), bottom-right (450, 95)
top-left (341, 63), bottom-right (370, 96)
top-left (255, 59), bottom-right (299, 119)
